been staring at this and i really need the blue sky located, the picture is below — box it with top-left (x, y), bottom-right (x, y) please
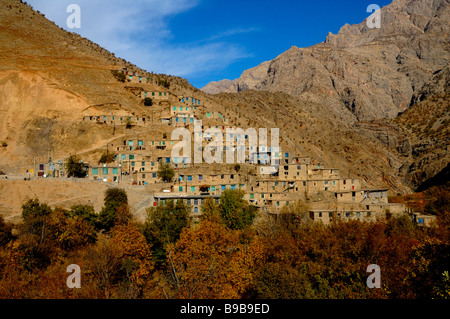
top-left (27, 0), bottom-right (392, 88)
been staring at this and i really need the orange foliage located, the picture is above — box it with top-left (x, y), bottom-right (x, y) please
top-left (166, 220), bottom-right (258, 299)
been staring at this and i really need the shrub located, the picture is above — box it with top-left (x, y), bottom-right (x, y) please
top-left (125, 119), bottom-right (134, 129)
top-left (143, 97), bottom-right (153, 106)
top-left (98, 152), bottom-right (115, 164)
top-left (111, 70), bottom-right (126, 82)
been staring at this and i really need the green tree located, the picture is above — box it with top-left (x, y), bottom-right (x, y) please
top-left (219, 189), bottom-right (257, 230)
top-left (142, 199), bottom-right (190, 266)
top-left (143, 97), bottom-right (153, 106)
top-left (157, 162), bottom-right (175, 183)
top-left (201, 197), bottom-right (221, 222)
top-left (65, 155), bottom-right (87, 178)
top-left (21, 198), bottom-right (53, 236)
top-left (70, 204), bottom-right (98, 227)
top-left (98, 188), bottom-right (130, 231)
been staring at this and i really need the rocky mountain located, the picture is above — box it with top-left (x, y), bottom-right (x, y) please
top-left (202, 0), bottom-right (449, 190)
top-left (0, 0), bottom-right (447, 225)
top-left (202, 0), bottom-right (449, 122)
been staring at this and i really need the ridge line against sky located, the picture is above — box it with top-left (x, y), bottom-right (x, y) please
top-left (26, 0), bottom-right (393, 89)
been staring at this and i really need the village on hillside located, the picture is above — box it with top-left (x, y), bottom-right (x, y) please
top-left (3, 68), bottom-right (434, 227)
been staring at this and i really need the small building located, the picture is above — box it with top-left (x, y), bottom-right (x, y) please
top-left (88, 164), bottom-right (120, 182)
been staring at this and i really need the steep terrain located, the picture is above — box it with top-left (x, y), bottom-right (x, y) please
top-left (0, 0), bottom-right (448, 221)
top-left (202, 0), bottom-right (449, 190)
top-left (203, 0), bottom-right (449, 121)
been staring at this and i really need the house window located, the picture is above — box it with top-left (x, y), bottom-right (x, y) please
top-left (187, 175), bottom-right (193, 181)
top-left (194, 207), bottom-right (198, 213)
top-left (211, 186), bottom-right (216, 192)
top-left (152, 173), bottom-right (157, 178)
top-left (191, 186), bottom-right (196, 192)
top-left (179, 186), bottom-right (183, 192)
top-left (194, 199), bottom-right (198, 205)
top-left (102, 168), bottom-right (108, 175)
top-left (250, 193), bottom-right (255, 200)
top-left (92, 168), bottom-right (98, 175)
top-left (261, 193), bottom-right (265, 199)
top-left (198, 175), bottom-right (203, 181)
top-left (221, 185), bottom-right (226, 191)
top-left (231, 185), bottom-right (236, 190)
top-left (112, 168), bottom-right (118, 175)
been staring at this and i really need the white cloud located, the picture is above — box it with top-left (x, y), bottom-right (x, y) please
top-left (26, 0), bottom-right (253, 82)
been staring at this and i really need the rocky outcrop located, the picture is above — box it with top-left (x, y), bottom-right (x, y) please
top-left (202, 0), bottom-right (449, 123)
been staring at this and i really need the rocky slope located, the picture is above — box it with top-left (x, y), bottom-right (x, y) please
top-left (202, 0), bottom-right (449, 122)
top-left (202, 0), bottom-right (449, 190)
top-left (0, 0), bottom-right (447, 223)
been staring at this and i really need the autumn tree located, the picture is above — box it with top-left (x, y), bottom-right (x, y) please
top-left (165, 219), bottom-right (256, 299)
top-left (111, 223), bottom-right (155, 298)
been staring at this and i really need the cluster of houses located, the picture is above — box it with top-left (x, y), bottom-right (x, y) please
top-left (32, 69), bottom-right (435, 226)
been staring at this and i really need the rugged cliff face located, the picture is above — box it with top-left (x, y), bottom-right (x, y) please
top-left (202, 0), bottom-right (449, 190)
top-left (202, 0), bottom-right (449, 122)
